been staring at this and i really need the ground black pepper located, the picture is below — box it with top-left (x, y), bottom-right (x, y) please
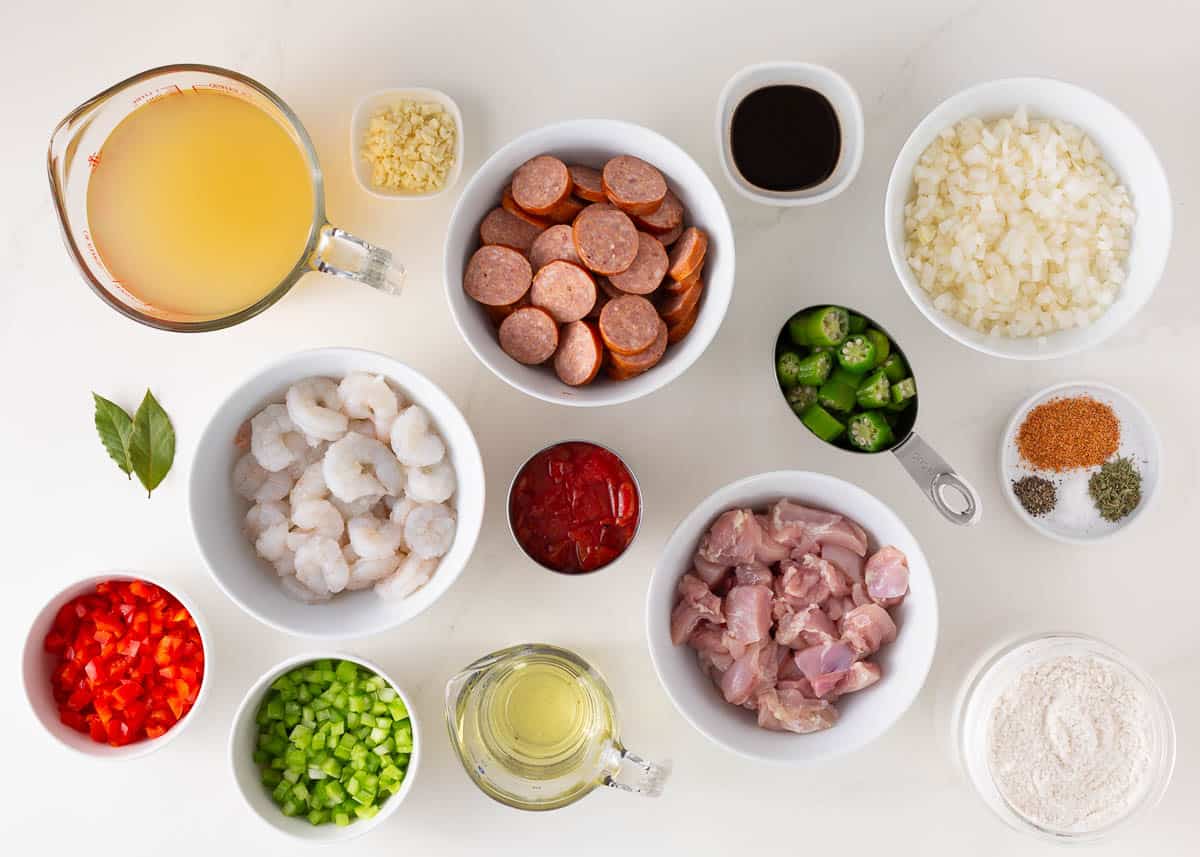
top-left (1089, 457), bottom-right (1142, 522)
top-left (1012, 475), bottom-right (1057, 517)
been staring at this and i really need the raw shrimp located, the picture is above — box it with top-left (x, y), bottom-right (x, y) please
top-left (390, 405), bottom-right (445, 467)
top-left (281, 575), bottom-right (330, 604)
top-left (285, 435), bottom-right (325, 479)
top-left (289, 461), bottom-right (329, 507)
top-left (294, 536), bottom-right (349, 595)
top-left (274, 551), bottom-right (296, 577)
top-left (291, 498), bottom-right (346, 541)
top-left (251, 404), bottom-right (300, 472)
top-left (375, 553), bottom-right (438, 601)
top-left (404, 502), bottom-right (456, 558)
top-left (244, 500), bottom-right (289, 539)
top-left (255, 522), bottom-right (291, 562)
top-left (286, 377), bottom-right (348, 442)
top-left (235, 454), bottom-right (294, 503)
top-left (331, 493), bottom-right (382, 520)
top-left (339, 373), bottom-right (400, 440)
top-left (389, 497), bottom-right (418, 550)
top-left (348, 419), bottom-right (376, 437)
top-left (347, 514), bottom-right (405, 559)
top-left (323, 433), bottom-right (404, 502)
top-left (406, 460), bottom-right (456, 503)
top-left (347, 555), bottom-right (401, 590)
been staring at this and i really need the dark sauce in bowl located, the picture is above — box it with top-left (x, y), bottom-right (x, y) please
top-left (731, 85), bottom-right (841, 192)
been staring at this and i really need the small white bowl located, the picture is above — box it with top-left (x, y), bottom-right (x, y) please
top-left (716, 61), bottom-right (864, 206)
top-left (1000, 381), bottom-right (1160, 543)
top-left (229, 652), bottom-right (421, 844)
top-left (350, 88), bottom-right (464, 199)
top-left (645, 470), bottom-right (938, 764)
top-left (884, 77), bottom-right (1172, 360)
top-left (443, 118), bottom-right (735, 407)
top-left (189, 347), bottom-right (485, 639)
top-left (21, 572), bottom-right (211, 760)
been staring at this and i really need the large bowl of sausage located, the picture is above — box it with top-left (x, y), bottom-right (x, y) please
top-left (444, 119), bottom-right (735, 406)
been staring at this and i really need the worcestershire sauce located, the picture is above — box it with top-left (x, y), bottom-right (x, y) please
top-left (731, 85), bottom-right (841, 191)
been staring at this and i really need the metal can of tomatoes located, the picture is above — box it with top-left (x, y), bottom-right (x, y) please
top-left (507, 440), bottom-right (642, 574)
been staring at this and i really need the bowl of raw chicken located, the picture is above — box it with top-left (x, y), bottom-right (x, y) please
top-left (189, 348), bottom-right (485, 638)
top-left (645, 470), bottom-right (937, 763)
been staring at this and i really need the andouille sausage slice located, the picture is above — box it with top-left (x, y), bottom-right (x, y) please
top-left (568, 165), bottom-right (606, 202)
top-left (480, 207), bottom-right (543, 254)
top-left (545, 195), bottom-right (585, 224)
top-left (667, 226), bottom-right (708, 282)
top-left (530, 260), bottom-right (597, 323)
top-left (573, 204), bottom-right (639, 275)
top-left (554, 320), bottom-right (604, 386)
top-left (503, 185), bottom-right (553, 229)
top-left (608, 231), bottom-right (669, 295)
top-left (655, 222), bottom-right (684, 247)
top-left (464, 245), bottom-right (533, 306)
top-left (661, 266), bottom-right (700, 296)
top-left (599, 294), bottom-right (660, 355)
top-left (609, 317), bottom-right (668, 375)
top-left (658, 278), bottom-right (704, 326)
top-left (511, 155), bottom-right (572, 215)
top-left (666, 302), bottom-right (700, 345)
top-left (602, 155), bottom-right (668, 216)
top-left (634, 189), bottom-right (684, 235)
top-left (529, 224), bottom-right (582, 271)
top-left (499, 306), bottom-right (560, 365)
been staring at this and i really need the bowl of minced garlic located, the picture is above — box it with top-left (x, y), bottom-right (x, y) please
top-left (352, 88), bottom-right (462, 198)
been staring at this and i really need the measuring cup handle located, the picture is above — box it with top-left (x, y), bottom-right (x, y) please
top-left (891, 432), bottom-right (982, 526)
top-left (600, 744), bottom-right (670, 798)
top-left (310, 223), bottom-right (406, 295)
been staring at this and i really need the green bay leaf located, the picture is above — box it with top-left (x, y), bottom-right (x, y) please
top-left (93, 393), bottom-right (134, 477)
top-left (129, 389), bottom-right (176, 497)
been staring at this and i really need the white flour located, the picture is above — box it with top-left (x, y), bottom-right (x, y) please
top-left (986, 654), bottom-right (1153, 832)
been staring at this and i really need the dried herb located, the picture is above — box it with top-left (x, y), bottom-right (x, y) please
top-left (1012, 475), bottom-right (1057, 517)
top-left (1088, 457), bottom-right (1142, 522)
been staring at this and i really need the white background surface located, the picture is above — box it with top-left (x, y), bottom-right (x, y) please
top-left (1, 0), bottom-right (1196, 853)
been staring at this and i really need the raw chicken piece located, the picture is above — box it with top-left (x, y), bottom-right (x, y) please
top-left (794, 641), bottom-right (856, 698)
top-left (670, 574), bottom-right (724, 644)
top-left (806, 553), bottom-right (850, 597)
top-left (778, 557), bottom-right (831, 606)
top-left (723, 584), bottom-right (773, 644)
top-left (841, 603), bottom-right (898, 657)
top-left (697, 649), bottom-right (734, 680)
top-left (768, 499), bottom-right (868, 556)
top-left (753, 514), bottom-right (791, 563)
top-left (834, 661), bottom-right (882, 695)
top-left (850, 582), bottom-right (871, 607)
top-left (692, 552), bottom-right (730, 588)
top-left (734, 561), bottom-right (774, 587)
top-left (777, 651), bottom-right (807, 682)
top-left (777, 677), bottom-right (817, 698)
top-left (822, 543), bottom-right (865, 583)
top-left (720, 640), bottom-right (780, 705)
top-left (698, 509), bottom-right (761, 566)
top-left (756, 688), bottom-right (838, 733)
top-left (865, 546), bottom-right (909, 607)
top-left (775, 604), bottom-right (837, 648)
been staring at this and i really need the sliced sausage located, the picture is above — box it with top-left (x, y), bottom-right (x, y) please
top-left (667, 226), bottom-right (708, 282)
top-left (511, 155), bottom-right (572, 215)
top-left (483, 292), bottom-right (531, 326)
top-left (572, 204), bottom-right (639, 275)
top-left (662, 266), bottom-right (700, 296)
top-left (498, 306), bottom-right (559, 365)
top-left (658, 278), bottom-right (704, 326)
top-left (599, 294), bottom-right (660, 355)
top-left (545, 195), bottom-right (585, 224)
top-left (608, 231), bottom-right (669, 295)
top-left (529, 224), bottom-right (582, 271)
top-left (609, 317), bottom-right (668, 376)
top-left (635, 189), bottom-right (684, 235)
top-left (655, 222), bottom-right (684, 247)
top-left (464, 245), bottom-right (532, 306)
top-left (568, 165), bottom-right (606, 202)
top-left (666, 303), bottom-right (700, 345)
top-left (554, 320), bottom-right (604, 386)
top-left (530, 260), bottom-right (597, 323)
top-left (602, 155), bottom-right (668, 216)
top-left (502, 185), bottom-right (553, 229)
top-left (480, 207), bottom-right (543, 254)
top-left (597, 276), bottom-right (623, 300)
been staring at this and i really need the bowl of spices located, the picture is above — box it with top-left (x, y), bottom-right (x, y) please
top-left (955, 632), bottom-right (1175, 842)
top-left (1000, 381), bottom-right (1159, 542)
top-left (716, 62), bottom-right (864, 206)
top-left (351, 88), bottom-right (463, 199)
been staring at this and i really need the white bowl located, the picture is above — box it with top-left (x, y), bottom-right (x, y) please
top-left (21, 572), bottom-right (211, 760)
top-left (999, 381), bottom-right (1160, 543)
top-left (443, 118), bottom-right (735, 407)
top-left (189, 347), bottom-right (485, 638)
top-left (228, 652), bottom-right (421, 843)
top-left (884, 77), bottom-right (1172, 360)
top-left (716, 61), bottom-right (864, 206)
top-left (350, 87), bottom-right (464, 199)
top-left (645, 470), bottom-right (938, 764)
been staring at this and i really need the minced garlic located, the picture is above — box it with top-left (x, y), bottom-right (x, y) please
top-left (362, 100), bottom-right (457, 193)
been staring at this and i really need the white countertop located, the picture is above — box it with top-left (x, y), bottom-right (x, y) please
top-left (1, 1), bottom-right (1196, 853)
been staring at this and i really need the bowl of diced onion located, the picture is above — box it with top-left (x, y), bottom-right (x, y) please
top-left (884, 77), bottom-right (1171, 360)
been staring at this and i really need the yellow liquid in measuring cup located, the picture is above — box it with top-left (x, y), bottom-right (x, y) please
top-left (489, 661), bottom-right (594, 760)
top-left (86, 89), bottom-right (314, 320)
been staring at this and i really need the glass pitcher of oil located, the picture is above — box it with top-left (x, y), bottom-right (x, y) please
top-left (446, 644), bottom-right (668, 811)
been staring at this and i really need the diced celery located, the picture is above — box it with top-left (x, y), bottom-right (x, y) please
top-left (335, 661), bottom-right (358, 683)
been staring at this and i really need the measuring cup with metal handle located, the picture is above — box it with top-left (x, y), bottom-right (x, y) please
top-left (48, 64), bottom-right (404, 332)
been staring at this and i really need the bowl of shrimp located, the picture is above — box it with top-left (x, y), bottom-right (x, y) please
top-left (189, 347), bottom-right (485, 638)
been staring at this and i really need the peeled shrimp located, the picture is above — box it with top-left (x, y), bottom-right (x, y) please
top-left (251, 404), bottom-right (300, 472)
top-left (389, 497), bottom-right (418, 550)
top-left (281, 574), bottom-right (330, 604)
top-left (244, 500), bottom-right (289, 539)
top-left (286, 377), bottom-right (348, 442)
top-left (390, 405), bottom-right (445, 467)
top-left (255, 522), bottom-right (291, 562)
top-left (348, 419), bottom-right (376, 438)
top-left (339, 373), bottom-right (400, 440)
top-left (294, 536), bottom-right (349, 595)
top-left (234, 454), bottom-right (293, 503)
top-left (291, 498), bottom-right (345, 541)
top-left (347, 555), bottom-right (401, 591)
top-left (285, 435), bottom-right (326, 479)
top-left (405, 460), bottom-right (456, 503)
top-left (274, 551), bottom-right (296, 577)
top-left (323, 433), bottom-right (404, 502)
top-left (347, 514), bottom-right (405, 559)
top-left (374, 553), bottom-right (438, 601)
top-left (404, 502), bottom-right (456, 558)
top-left (331, 493), bottom-right (382, 520)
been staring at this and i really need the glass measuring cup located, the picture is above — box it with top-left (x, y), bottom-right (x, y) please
top-left (445, 644), bottom-right (667, 811)
top-left (48, 64), bottom-right (404, 331)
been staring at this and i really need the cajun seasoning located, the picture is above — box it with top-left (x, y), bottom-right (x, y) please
top-left (1012, 476), bottom-right (1057, 517)
top-left (1089, 457), bottom-right (1143, 522)
top-left (1016, 395), bottom-right (1120, 471)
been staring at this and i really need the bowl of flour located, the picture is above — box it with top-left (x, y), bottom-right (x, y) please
top-left (955, 633), bottom-right (1175, 842)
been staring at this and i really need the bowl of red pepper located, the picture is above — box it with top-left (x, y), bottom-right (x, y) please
top-left (22, 573), bottom-right (209, 759)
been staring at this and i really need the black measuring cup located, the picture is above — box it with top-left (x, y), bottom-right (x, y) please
top-left (773, 305), bottom-right (980, 525)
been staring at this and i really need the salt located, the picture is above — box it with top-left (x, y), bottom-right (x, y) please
top-left (1053, 472), bottom-right (1096, 530)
